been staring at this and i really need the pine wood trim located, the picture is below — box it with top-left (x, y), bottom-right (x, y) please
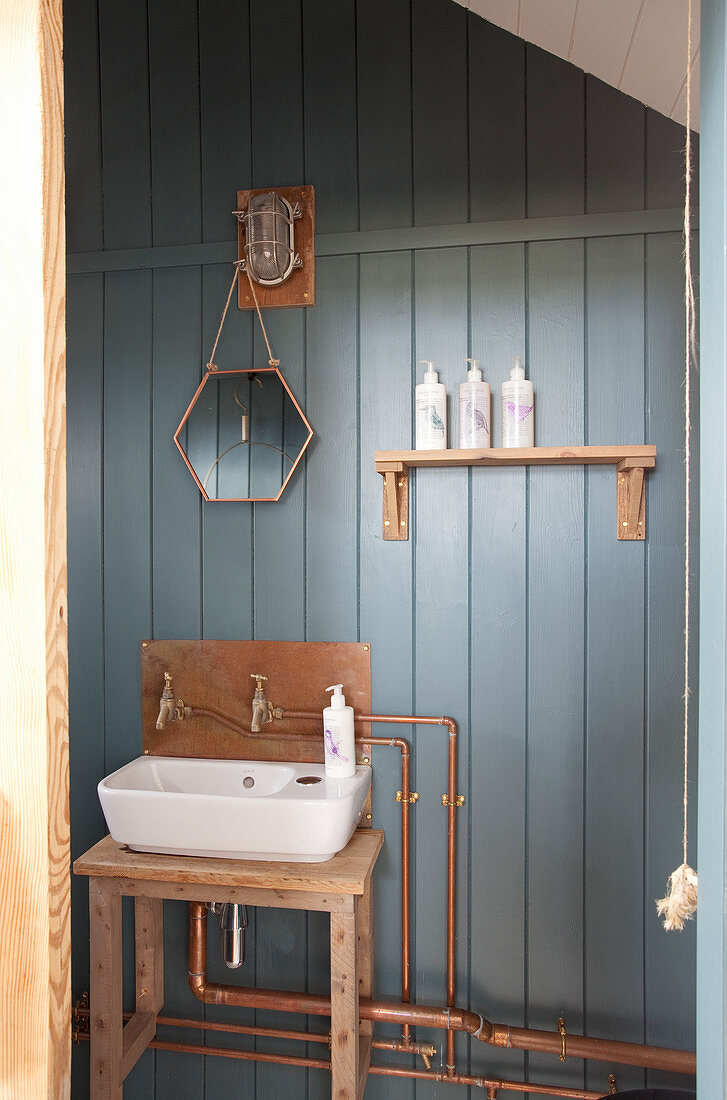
top-left (41, 0), bottom-right (71, 1094)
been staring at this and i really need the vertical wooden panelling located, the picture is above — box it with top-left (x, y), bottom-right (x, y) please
top-left (526, 46), bottom-right (585, 218)
top-left (249, 0), bottom-right (304, 187)
top-left (645, 110), bottom-right (690, 210)
top-left (413, 248), bottom-right (469, 1096)
top-left (412, 0), bottom-right (468, 225)
top-left (67, 273), bottom-right (106, 1099)
top-left (152, 267), bottom-right (205, 1099)
top-left (359, 250), bottom-right (414, 1098)
top-left (586, 78), bottom-right (645, 214)
top-left (148, 0), bottom-right (202, 247)
top-left (199, 0), bottom-right (252, 241)
top-left (468, 18), bottom-right (526, 222)
top-left (63, 0), bottom-right (103, 253)
top-left (303, 0), bottom-right (358, 234)
top-left (584, 235), bottom-right (646, 1095)
top-left (697, 5), bottom-right (726, 1091)
top-left (64, 2), bottom-right (698, 1097)
top-left (305, 255), bottom-right (360, 643)
top-left (468, 243), bottom-right (527, 1084)
top-left (97, 0), bottom-right (151, 250)
top-left (527, 239), bottom-right (585, 1094)
top-left (645, 232), bottom-right (697, 1090)
top-left (357, 0), bottom-right (413, 231)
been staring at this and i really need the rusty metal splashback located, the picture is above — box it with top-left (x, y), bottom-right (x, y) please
top-left (141, 639), bottom-right (372, 768)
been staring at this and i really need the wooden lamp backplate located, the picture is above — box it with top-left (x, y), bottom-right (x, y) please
top-left (236, 185), bottom-right (315, 310)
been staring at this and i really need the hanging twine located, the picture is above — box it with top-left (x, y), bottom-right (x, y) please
top-left (205, 263), bottom-right (280, 372)
top-left (656, 0), bottom-right (698, 933)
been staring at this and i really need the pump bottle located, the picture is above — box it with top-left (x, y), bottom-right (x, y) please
top-left (501, 356), bottom-right (534, 447)
top-left (458, 358), bottom-right (491, 449)
top-left (415, 360), bottom-right (447, 450)
top-left (323, 684), bottom-right (356, 779)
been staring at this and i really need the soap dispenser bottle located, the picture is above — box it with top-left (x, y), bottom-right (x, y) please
top-left (501, 356), bottom-right (534, 447)
top-left (458, 358), bottom-right (491, 449)
top-left (415, 360), bottom-right (447, 450)
top-left (323, 684), bottom-right (356, 779)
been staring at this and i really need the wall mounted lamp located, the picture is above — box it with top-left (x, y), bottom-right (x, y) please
top-left (234, 185), bottom-right (315, 310)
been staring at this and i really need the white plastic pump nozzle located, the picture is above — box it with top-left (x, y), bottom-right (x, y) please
top-left (419, 359), bottom-right (439, 384)
top-left (511, 356), bottom-right (525, 381)
top-left (326, 684), bottom-right (346, 709)
top-left (466, 357), bottom-right (483, 381)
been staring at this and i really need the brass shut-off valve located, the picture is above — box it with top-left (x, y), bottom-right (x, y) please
top-left (396, 790), bottom-right (419, 804)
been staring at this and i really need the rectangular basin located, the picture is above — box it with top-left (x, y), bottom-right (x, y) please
top-left (98, 756), bottom-right (371, 862)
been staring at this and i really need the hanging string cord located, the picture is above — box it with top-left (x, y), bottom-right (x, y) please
top-left (205, 264), bottom-right (280, 371)
top-left (206, 266), bottom-right (241, 370)
top-left (656, 0), bottom-right (699, 931)
top-left (241, 263), bottom-right (280, 367)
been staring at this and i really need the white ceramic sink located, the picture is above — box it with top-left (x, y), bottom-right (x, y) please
top-left (98, 756), bottom-right (372, 862)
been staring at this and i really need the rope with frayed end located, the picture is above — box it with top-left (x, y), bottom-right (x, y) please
top-left (655, 0), bottom-right (698, 932)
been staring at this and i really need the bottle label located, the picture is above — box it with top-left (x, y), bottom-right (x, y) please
top-left (324, 726), bottom-right (349, 764)
top-left (415, 393), bottom-right (446, 448)
top-left (459, 394), bottom-right (490, 448)
top-left (501, 389), bottom-right (534, 447)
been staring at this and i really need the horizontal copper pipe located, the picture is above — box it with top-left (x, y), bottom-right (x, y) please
top-left (369, 1064), bottom-right (604, 1098)
top-left (494, 1023), bottom-right (696, 1076)
top-left (74, 1005), bottom-right (434, 1056)
top-left (75, 1032), bottom-right (605, 1098)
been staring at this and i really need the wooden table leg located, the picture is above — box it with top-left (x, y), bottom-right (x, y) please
top-left (89, 877), bottom-right (123, 1099)
top-left (357, 877), bottom-right (374, 1098)
top-left (330, 896), bottom-right (359, 1099)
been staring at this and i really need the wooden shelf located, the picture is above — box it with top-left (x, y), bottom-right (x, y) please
top-left (375, 445), bottom-right (657, 542)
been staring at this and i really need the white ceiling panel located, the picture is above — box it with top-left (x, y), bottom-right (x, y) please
top-left (519, 0), bottom-right (578, 61)
top-left (450, 0), bottom-right (699, 130)
top-left (569, 0), bottom-right (643, 90)
top-left (620, 0), bottom-right (692, 118)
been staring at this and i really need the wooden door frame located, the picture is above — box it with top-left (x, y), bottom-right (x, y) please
top-left (0, 1), bottom-right (70, 1096)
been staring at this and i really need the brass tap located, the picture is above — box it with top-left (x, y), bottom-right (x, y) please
top-left (251, 673), bottom-right (273, 732)
top-left (156, 672), bottom-right (176, 729)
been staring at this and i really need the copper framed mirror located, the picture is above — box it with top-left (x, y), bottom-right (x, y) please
top-left (174, 367), bottom-right (313, 502)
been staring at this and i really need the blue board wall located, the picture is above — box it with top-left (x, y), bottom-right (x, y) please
top-left (65, 1), bottom-right (698, 1097)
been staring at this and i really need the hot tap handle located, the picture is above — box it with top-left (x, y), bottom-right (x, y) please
top-left (251, 673), bottom-right (268, 688)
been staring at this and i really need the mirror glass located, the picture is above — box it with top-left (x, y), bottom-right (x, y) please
top-left (175, 368), bottom-right (313, 502)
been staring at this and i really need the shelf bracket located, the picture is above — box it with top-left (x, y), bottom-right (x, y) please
top-left (378, 462), bottom-right (409, 541)
top-left (616, 460), bottom-right (648, 540)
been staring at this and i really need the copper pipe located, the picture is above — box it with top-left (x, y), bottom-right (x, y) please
top-left (492, 1023), bottom-right (696, 1076)
top-left (284, 708), bottom-right (458, 1058)
top-left (186, 709), bottom-right (695, 1082)
top-left (74, 1033), bottom-right (605, 1098)
top-left (75, 1005), bottom-right (434, 1055)
top-left (187, 701), bottom-right (441, 1049)
top-left (189, 909), bottom-right (695, 1075)
top-left (368, 1064), bottom-right (604, 1098)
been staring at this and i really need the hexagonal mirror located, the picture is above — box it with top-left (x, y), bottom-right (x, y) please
top-left (174, 367), bottom-right (313, 502)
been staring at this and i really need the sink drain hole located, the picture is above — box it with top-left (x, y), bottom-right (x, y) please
top-left (242, 776), bottom-right (255, 789)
